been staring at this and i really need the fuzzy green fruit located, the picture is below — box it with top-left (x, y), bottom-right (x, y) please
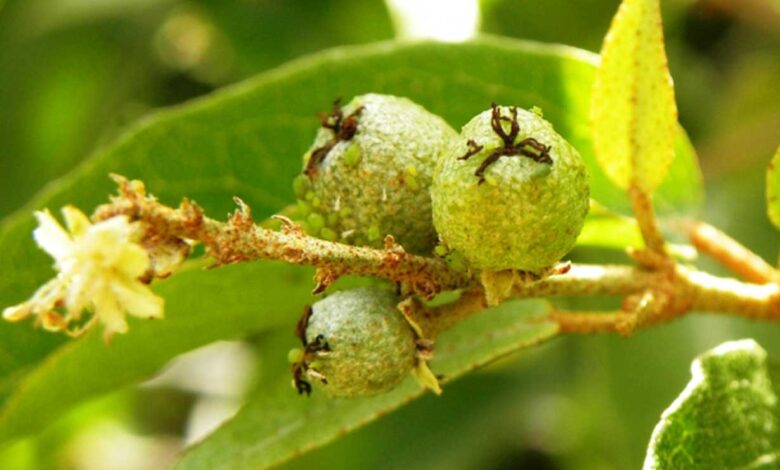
top-left (431, 104), bottom-right (589, 272)
top-left (295, 94), bottom-right (457, 254)
top-left (298, 287), bottom-right (417, 398)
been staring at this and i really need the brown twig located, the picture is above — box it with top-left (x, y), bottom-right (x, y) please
top-left (93, 176), bottom-right (780, 337)
top-left (93, 176), bottom-right (471, 299)
top-left (409, 289), bottom-right (488, 338)
top-left (628, 186), bottom-right (667, 256)
top-left (545, 264), bottom-right (780, 335)
top-left (688, 221), bottom-right (779, 284)
top-left (550, 311), bottom-right (623, 334)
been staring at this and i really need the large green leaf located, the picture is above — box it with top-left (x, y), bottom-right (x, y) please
top-left (591, 0), bottom-right (678, 194)
top-left (196, 0), bottom-right (393, 78)
top-left (0, 37), bottom-right (702, 443)
top-left (645, 339), bottom-right (780, 469)
top-left (174, 300), bottom-right (558, 470)
top-left (0, 36), bottom-right (702, 375)
top-left (767, 145), bottom-right (780, 230)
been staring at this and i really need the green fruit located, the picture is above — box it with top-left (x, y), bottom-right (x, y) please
top-left (299, 287), bottom-right (417, 398)
top-left (296, 94), bottom-right (457, 254)
top-left (431, 104), bottom-right (589, 272)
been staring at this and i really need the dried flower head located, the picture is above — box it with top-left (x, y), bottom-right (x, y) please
top-left (2, 206), bottom-right (164, 341)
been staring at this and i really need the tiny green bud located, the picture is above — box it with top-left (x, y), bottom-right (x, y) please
top-left (367, 224), bottom-right (381, 241)
top-left (445, 250), bottom-right (469, 272)
top-left (288, 348), bottom-right (304, 363)
top-left (307, 213), bottom-right (325, 233)
top-left (292, 174), bottom-right (311, 199)
top-left (296, 200), bottom-right (312, 218)
top-left (342, 142), bottom-right (362, 167)
top-left (320, 227), bottom-right (337, 241)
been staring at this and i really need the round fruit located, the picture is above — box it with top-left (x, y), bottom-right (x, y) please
top-left (294, 287), bottom-right (417, 398)
top-left (294, 94), bottom-right (457, 254)
top-left (431, 104), bottom-right (589, 272)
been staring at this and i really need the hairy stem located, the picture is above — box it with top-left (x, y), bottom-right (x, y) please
top-left (550, 311), bottom-right (623, 334)
top-left (676, 266), bottom-right (780, 321)
top-left (543, 265), bottom-right (780, 335)
top-left (94, 177), bottom-right (780, 337)
top-left (510, 264), bottom-right (665, 298)
top-left (94, 176), bottom-right (470, 298)
top-left (629, 186), bottom-right (667, 255)
top-left (688, 221), bottom-right (779, 284)
top-left (418, 289), bottom-right (488, 338)
top-left (427, 264), bottom-right (779, 338)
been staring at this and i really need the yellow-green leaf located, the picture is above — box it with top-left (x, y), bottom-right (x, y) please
top-left (766, 145), bottom-right (780, 230)
top-left (590, 0), bottom-right (678, 193)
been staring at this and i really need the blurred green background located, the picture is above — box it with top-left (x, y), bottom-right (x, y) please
top-left (0, 0), bottom-right (778, 468)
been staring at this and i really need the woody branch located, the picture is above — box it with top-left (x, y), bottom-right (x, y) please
top-left (95, 176), bottom-right (780, 336)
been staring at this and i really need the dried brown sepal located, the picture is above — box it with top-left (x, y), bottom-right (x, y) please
top-left (272, 215), bottom-right (305, 236)
top-left (295, 305), bottom-right (313, 346)
top-left (312, 268), bottom-right (339, 295)
top-left (291, 331), bottom-right (332, 397)
top-left (459, 103), bottom-right (553, 184)
top-left (304, 99), bottom-right (365, 178)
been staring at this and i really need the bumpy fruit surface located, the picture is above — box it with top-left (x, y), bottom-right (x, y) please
top-left (431, 105), bottom-right (589, 272)
top-left (302, 287), bottom-right (417, 398)
top-left (295, 93), bottom-right (457, 254)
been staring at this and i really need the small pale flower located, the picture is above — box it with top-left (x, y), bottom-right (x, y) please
top-left (2, 206), bottom-right (164, 341)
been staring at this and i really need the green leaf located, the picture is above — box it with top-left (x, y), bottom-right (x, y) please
top-left (766, 145), bottom-right (780, 230)
top-left (174, 300), bottom-right (558, 470)
top-left (0, 262), bottom-right (316, 443)
top-left (0, 37), bottom-right (701, 441)
top-left (199, 0), bottom-right (393, 78)
top-left (576, 201), bottom-right (698, 258)
top-left (576, 201), bottom-right (643, 249)
top-left (645, 339), bottom-right (780, 469)
top-left (590, 0), bottom-right (678, 193)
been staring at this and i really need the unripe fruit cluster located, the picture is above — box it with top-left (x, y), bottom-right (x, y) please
top-left (295, 95), bottom-right (588, 272)
top-left (291, 96), bottom-right (590, 398)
